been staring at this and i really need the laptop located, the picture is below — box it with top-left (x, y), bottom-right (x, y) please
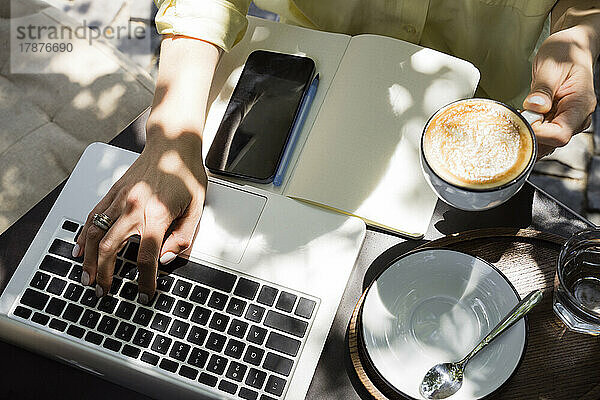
top-left (0, 142), bottom-right (365, 400)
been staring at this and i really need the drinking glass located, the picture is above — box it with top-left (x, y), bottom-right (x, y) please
top-left (553, 228), bottom-right (600, 334)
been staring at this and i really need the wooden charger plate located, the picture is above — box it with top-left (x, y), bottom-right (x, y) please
top-left (347, 228), bottom-right (600, 400)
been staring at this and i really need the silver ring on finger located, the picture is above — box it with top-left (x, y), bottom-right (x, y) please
top-left (92, 213), bottom-right (114, 231)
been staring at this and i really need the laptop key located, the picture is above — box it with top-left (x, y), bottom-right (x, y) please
top-left (265, 375), bottom-right (286, 397)
top-left (245, 368), bottom-right (266, 389)
top-left (243, 346), bottom-right (265, 366)
top-left (120, 282), bottom-right (138, 301)
top-left (218, 380), bottom-right (238, 395)
top-left (150, 313), bottom-right (172, 332)
top-left (123, 241), bottom-right (139, 262)
top-left (239, 388), bottom-right (259, 400)
top-left (226, 361), bottom-right (247, 382)
top-left (160, 258), bottom-right (236, 293)
top-left (119, 262), bottom-right (137, 280)
top-left (198, 372), bottom-right (218, 387)
top-left (97, 296), bottom-right (118, 314)
top-left (169, 341), bottom-right (191, 362)
top-left (265, 332), bottom-right (301, 357)
top-left (173, 300), bottom-right (193, 319)
top-left (115, 321), bottom-right (136, 341)
top-left (63, 303), bottom-right (84, 322)
top-left (295, 297), bottom-right (316, 319)
top-left (209, 312), bottom-right (230, 332)
top-left (179, 365), bottom-right (198, 380)
top-left (155, 293), bottom-right (175, 312)
top-left (189, 286), bottom-right (210, 304)
top-left (21, 288), bottom-right (49, 310)
top-left (68, 265), bottom-right (83, 282)
top-left (80, 289), bottom-right (99, 307)
top-left (49, 318), bottom-right (67, 332)
top-left (132, 328), bottom-right (154, 348)
top-left (190, 306), bottom-right (211, 325)
top-left (260, 395), bottom-right (277, 400)
top-left (257, 286), bottom-right (278, 307)
top-left (46, 297), bottom-right (67, 316)
top-left (67, 325), bottom-right (85, 338)
top-left (132, 307), bottom-right (153, 326)
top-left (122, 344), bottom-right (141, 359)
top-left (206, 332), bottom-right (227, 352)
top-left (245, 304), bottom-right (265, 323)
top-left (228, 319), bottom-right (249, 339)
top-left (188, 326), bottom-right (208, 346)
top-left (30, 271), bottom-right (51, 290)
top-left (141, 351), bottom-right (159, 366)
top-left (169, 319), bottom-right (190, 339)
top-left (13, 306), bottom-right (32, 319)
top-left (103, 337), bottom-right (122, 352)
top-left (275, 292), bottom-right (297, 313)
top-left (40, 255), bottom-right (71, 276)
top-left (188, 347), bottom-right (209, 368)
top-left (64, 283), bottom-right (84, 302)
top-left (263, 352), bottom-right (293, 376)
top-left (234, 278), bottom-right (260, 300)
top-left (206, 354), bottom-right (228, 375)
top-left (226, 297), bottom-right (247, 317)
top-left (159, 359), bottom-right (178, 374)
top-left (85, 331), bottom-right (104, 345)
top-left (264, 310), bottom-right (308, 338)
top-left (112, 259), bottom-right (124, 276)
top-left (109, 278), bottom-right (123, 295)
top-left (156, 275), bottom-right (175, 292)
top-left (115, 301), bottom-right (136, 320)
top-left (207, 291), bottom-right (228, 311)
top-left (49, 239), bottom-right (82, 262)
top-left (247, 326), bottom-right (267, 345)
top-left (224, 338), bottom-right (245, 359)
top-left (32, 312), bottom-right (50, 325)
top-left (172, 279), bottom-right (192, 298)
top-left (151, 334), bottom-right (172, 354)
top-left (80, 309), bottom-right (101, 329)
top-left (62, 220), bottom-right (79, 232)
top-left (97, 315), bottom-right (118, 335)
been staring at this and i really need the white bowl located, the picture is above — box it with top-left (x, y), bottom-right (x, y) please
top-left (361, 248), bottom-right (526, 399)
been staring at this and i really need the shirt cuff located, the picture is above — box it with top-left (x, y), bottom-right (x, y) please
top-left (154, 0), bottom-right (249, 52)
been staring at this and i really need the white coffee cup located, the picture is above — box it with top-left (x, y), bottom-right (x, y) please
top-left (420, 98), bottom-right (542, 211)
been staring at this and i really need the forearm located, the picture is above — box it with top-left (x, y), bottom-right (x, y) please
top-left (552, 0), bottom-right (600, 59)
top-left (147, 35), bottom-right (221, 150)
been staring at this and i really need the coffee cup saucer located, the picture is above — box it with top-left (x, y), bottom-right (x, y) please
top-left (360, 248), bottom-right (527, 399)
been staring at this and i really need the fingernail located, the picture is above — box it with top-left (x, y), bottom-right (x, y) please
top-left (138, 293), bottom-right (149, 305)
top-left (527, 95), bottom-right (547, 106)
top-left (81, 271), bottom-right (89, 286)
top-left (95, 284), bottom-right (104, 297)
top-left (72, 243), bottom-right (80, 258)
top-left (159, 252), bottom-right (176, 265)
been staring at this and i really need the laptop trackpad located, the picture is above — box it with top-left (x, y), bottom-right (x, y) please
top-left (191, 181), bottom-right (266, 264)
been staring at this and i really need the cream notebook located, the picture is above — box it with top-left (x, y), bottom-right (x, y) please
top-left (203, 16), bottom-right (480, 238)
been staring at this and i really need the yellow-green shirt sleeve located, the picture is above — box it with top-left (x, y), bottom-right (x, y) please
top-left (154, 0), bottom-right (251, 52)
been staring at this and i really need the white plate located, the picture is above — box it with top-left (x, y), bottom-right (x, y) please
top-left (361, 249), bottom-right (526, 399)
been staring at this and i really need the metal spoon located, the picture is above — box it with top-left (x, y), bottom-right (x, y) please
top-left (419, 289), bottom-right (544, 399)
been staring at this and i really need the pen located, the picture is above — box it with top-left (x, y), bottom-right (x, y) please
top-left (273, 73), bottom-right (320, 186)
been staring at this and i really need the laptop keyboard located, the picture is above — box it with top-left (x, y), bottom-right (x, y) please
top-left (11, 219), bottom-right (319, 400)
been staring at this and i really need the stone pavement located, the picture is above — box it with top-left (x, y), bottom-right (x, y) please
top-left (36, 0), bottom-right (600, 228)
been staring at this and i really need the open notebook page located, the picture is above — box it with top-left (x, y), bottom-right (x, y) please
top-left (203, 16), bottom-right (350, 193)
top-left (284, 34), bottom-right (480, 237)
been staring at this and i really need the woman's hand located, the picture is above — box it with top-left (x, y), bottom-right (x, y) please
top-left (74, 36), bottom-right (220, 304)
top-left (524, 4), bottom-right (599, 158)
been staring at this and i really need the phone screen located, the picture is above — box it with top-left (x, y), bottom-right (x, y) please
top-left (206, 50), bottom-right (315, 182)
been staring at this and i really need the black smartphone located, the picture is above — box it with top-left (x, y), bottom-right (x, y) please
top-left (205, 50), bottom-right (316, 183)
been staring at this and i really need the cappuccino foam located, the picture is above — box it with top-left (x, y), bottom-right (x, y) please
top-left (423, 100), bottom-right (533, 189)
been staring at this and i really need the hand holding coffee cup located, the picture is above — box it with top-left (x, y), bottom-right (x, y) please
top-left (420, 98), bottom-right (542, 211)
